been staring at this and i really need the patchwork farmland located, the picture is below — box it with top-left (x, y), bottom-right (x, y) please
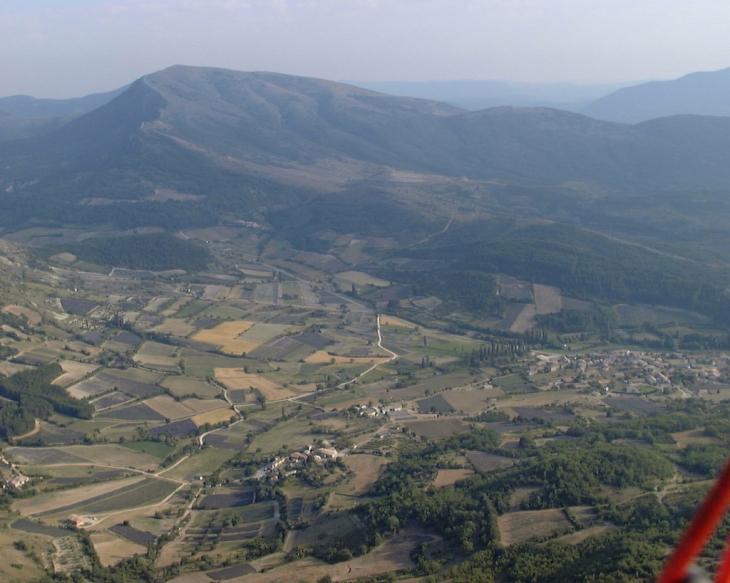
top-left (0, 216), bottom-right (717, 583)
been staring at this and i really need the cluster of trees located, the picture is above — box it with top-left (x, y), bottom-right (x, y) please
top-left (681, 443), bottom-right (729, 476)
top-left (444, 531), bottom-right (668, 583)
top-left (537, 307), bottom-right (617, 335)
top-left (518, 446), bottom-right (673, 509)
top-left (0, 344), bottom-right (18, 360)
top-left (0, 310), bottom-right (35, 335)
top-left (0, 400), bottom-right (36, 439)
top-left (412, 270), bottom-right (505, 315)
top-left (336, 417), bottom-right (691, 581)
top-left (468, 340), bottom-right (528, 366)
top-left (0, 363), bottom-right (93, 421)
top-left (269, 188), bottom-right (439, 250)
top-left (617, 322), bottom-right (730, 352)
top-left (37, 233), bottom-right (211, 272)
top-left (411, 220), bottom-right (730, 325)
top-left (568, 399), bottom-right (730, 455)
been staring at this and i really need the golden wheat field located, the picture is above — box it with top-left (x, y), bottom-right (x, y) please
top-left (379, 315), bottom-right (417, 328)
top-left (304, 350), bottom-right (388, 364)
top-left (192, 408), bottom-right (237, 427)
top-left (214, 369), bottom-right (297, 400)
top-left (192, 321), bottom-right (258, 355)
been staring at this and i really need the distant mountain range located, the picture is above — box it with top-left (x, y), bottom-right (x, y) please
top-left (581, 67), bottom-right (730, 123)
top-left (344, 79), bottom-right (636, 111)
top-left (353, 67), bottom-right (730, 124)
top-left (0, 86), bottom-right (129, 118)
top-left (0, 86), bottom-right (128, 142)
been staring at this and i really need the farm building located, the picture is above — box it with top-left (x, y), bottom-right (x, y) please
top-left (7, 475), bottom-right (29, 489)
top-left (66, 515), bottom-right (86, 527)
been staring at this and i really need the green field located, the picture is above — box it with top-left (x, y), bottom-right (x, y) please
top-left (192, 501), bottom-right (275, 526)
top-left (492, 374), bottom-right (527, 388)
top-left (315, 388), bottom-right (368, 408)
top-left (175, 300), bottom-right (210, 319)
top-left (161, 375), bottom-right (220, 398)
top-left (240, 323), bottom-right (291, 343)
top-left (104, 367), bottom-right (163, 384)
top-left (248, 418), bottom-right (326, 454)
top-left (164, 448), bottom-right (237, 480)
top-left (137, 341), bottom-right (178, 358)
top-left (200, 306), bottom-right (250, 320)
top-left (405, 418), bottom-right (470, 439)
top-left (74, 478), bottom-right (179, 514)
top-left (181, 349), bottom-right (264, 378)
top-left (122, 441), bottom-right (176, 459)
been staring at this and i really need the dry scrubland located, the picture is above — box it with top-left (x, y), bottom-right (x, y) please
top-left (2, 304), bottom-right (42, 324)
top-left (230, 529), bottom-right (428, 583)
top-left (91, 532), bottom-right (147, 567)
top-left (337, 271), bottom-right (391, 287)
top-left (533, 284), bottom-right (562, 315)
top-left (52, 360), bottom-right (99, 386)
top-left (340, 454), bottom-right (387, 495)
top-left (0, 529), bottom-right (52, 581)
top-left (498, 509), bottom-right (572, 546)
top-left (380, 315), bottom-right (417, 328)
top-left (432, 468), bottom-right (475, 487)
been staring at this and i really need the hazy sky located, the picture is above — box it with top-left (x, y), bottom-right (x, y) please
top-left (3, 0), bottom-right (730, 98)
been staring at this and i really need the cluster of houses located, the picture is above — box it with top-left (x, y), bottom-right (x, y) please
top-left (0, 455), bottom-right (29, 489)
top-left (6, 474), bottom-right (29, 489)
top-left (259, 442), bottom-right (341, 483)
top-left (355, 403), bottom-right (409, 418)
top-left (530, 349), bottom-right (727, 395)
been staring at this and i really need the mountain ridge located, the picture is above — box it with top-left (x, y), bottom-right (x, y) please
top-left (581, 66), bottom-right (730, 123)
top-left (4, 65), bottom-right (730, 233)
top-left (345, 78), bottom-right (639, 111)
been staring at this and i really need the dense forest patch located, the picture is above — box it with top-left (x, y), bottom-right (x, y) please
top-left (408, 220), bottom-right (730, 324)
top-left (36, 233), bottom-right (211, 271)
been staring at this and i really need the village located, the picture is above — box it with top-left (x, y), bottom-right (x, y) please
top-left (526, 349), bottom-right (727, 396)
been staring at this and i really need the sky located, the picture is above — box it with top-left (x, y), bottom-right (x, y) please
top-left (2, 0), bottom-right (730, 98)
